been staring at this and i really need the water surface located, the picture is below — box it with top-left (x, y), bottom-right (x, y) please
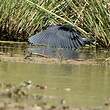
top-left (0, 42), bottom-right (110, 108)
top-left (0, 62), bottom-right (110, 107)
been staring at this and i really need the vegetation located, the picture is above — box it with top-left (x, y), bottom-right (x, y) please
top-left (0, 0), bottom-right (110, 49)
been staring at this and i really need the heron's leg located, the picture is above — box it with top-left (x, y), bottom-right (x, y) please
top-left (24, 50), bottom-right (32, 59)
top-left (56, 48), bottom-right (65, 62)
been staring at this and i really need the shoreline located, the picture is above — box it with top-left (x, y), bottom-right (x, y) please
top-left (0, 52), bottom-right (101, 65)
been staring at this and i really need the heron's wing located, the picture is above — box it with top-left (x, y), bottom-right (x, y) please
top-left (55, 29), bottom-right (85, 49)
top-left (28, 28), bottom-right (85, 49)
top-left (70, 31), bottom-right (85, 48)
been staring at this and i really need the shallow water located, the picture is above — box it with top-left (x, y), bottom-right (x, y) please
top-left (0, 62), bottom-right (110, 107)
top-left (0, 42), bottom-right (110, 108)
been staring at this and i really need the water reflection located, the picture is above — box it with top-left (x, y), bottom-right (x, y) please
top-left (0, 42), bottom-right (110, 61)
top-left (27, 47), bottom-right (79, 59)
top-left (0, 42), bottom-right (26, 55)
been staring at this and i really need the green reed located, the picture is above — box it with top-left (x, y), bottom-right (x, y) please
top-left (0, 0), bottom-right (110, 48)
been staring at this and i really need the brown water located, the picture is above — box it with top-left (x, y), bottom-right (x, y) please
top-left (0, 62), bottom-right (110, 107)
top-left (0, 42), bottom-right (110, 108)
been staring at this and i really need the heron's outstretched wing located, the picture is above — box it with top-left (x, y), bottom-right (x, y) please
top-left (28, 26), bottom-right (85, 49)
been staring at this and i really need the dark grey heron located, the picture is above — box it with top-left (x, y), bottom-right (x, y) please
top-left (25, 25), bottom-right (94, 59)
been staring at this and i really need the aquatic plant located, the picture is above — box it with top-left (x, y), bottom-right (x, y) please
top-left (0, 0), bottom-right (110, 49)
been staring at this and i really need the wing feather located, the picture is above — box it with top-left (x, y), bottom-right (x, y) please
top-left (28, 25), bottom-right (85, 50)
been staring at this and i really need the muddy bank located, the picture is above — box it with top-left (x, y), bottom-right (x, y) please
top-left (0, 52), bottom-right (110, 65)
top-left (0, 52), bottom-right (105, 65)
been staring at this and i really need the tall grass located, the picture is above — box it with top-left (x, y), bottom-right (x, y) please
top-left (83, 0), bottom-right (110, 48)
top-left (0, 0), bottom-right (110, 49)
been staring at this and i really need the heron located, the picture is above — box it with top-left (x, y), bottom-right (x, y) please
top-left (25, 25), bottom-right (94, 59)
